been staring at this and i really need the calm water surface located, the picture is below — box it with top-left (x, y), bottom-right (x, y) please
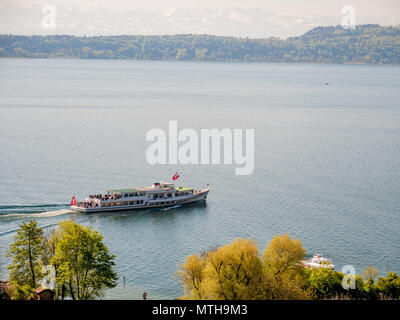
top-left (0, 59), bottom-right (399, 299)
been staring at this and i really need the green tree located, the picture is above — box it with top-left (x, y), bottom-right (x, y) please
top-left (7, 220), bottom-right (44, 294)
top-left (375, 272), bottom-right (400, 300)
top-left (306, 269), bottom-right (344, 298)
top-left (346, 274), bottom-right (368, 300)
top-left (51, 221), bottom-right (118, 300)
top-left (362, 278), bottom-right (379, 300)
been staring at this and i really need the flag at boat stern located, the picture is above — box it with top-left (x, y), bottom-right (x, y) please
top-left (70, 195), bottom-right (76, 206)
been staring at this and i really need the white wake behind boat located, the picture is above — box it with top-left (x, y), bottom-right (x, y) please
top-left (70, 182), bottom-right (210, 213)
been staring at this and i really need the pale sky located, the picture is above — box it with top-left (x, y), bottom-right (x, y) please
top-left (1, 0), bottom-right (399, 38)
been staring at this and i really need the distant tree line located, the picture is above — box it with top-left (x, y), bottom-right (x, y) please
top-left (177, 235), bottom-right (400, 300)
top-left (0, 24), bottom-right (399, 64)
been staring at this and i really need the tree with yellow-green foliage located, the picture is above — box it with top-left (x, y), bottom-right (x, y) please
top-left (262, 233), bottom-right (306, 276)
top-left (178, 239), bottom-right (263, 300)
top-left (178, 235), bottom-right (313, 300)
top-left (259, 234), bottom-right (313, 300)
top-left (201, 239), bottom-right (263, 300)
top-left (177, 252), bottom-right (207, 299)
top-left (375, 272), bottom-right (400, 300)
top-left (257, 269), bottom-right (313, 300)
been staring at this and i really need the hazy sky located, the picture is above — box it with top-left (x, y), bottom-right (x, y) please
top-left (7, 0), bottom-right (398, 17)
top-left (85, 0), bottom-right (399, 17)
top-left (1, 0), bottom-right (399, 38)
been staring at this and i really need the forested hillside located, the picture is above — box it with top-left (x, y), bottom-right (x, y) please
top-left (1, 24), bottom-right (399, 64)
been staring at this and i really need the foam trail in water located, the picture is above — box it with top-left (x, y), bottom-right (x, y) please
top-left (0, 209), bottom-right (72, 219)
top-left (0, 204), bottom-right (66, 210)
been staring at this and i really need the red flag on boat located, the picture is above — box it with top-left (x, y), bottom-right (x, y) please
top-left (172, 172), bottom-right (179, 181)
top-left (70, 195), bottom-right (76, 206)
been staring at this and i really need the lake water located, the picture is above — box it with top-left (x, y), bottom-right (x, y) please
top-left (0, 59), bottom-right (399, 299)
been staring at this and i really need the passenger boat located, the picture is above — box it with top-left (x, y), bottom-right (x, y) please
top-left (70, 182), bottom-right (210, 213)
top-left (300, 254), bottom-right (334, 270)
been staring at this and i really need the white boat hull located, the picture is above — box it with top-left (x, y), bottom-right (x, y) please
top-left (71, 189), bottom-right (209, 213)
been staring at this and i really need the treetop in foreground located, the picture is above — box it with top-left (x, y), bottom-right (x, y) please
top-left (4, 219), bottom-right (118, 300)
top-left (178, 234), bottom-right (400, 300)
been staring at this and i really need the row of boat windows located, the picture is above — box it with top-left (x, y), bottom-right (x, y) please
top-left (122, 192), bottom-right (146, 198)
top-left (100, 199), bottom-right (185, 207)
top-left (149, 200), bottom-right (185, 206)
top-left (92, 190), bottom-right (195, 201)
top-left (101, 200), bottom-right (145, 207)
top-left (152, 190), bottom-right (193, 199)
top-left (101, 190), bottom-right (194, 202)
top-left (117, 191), bottom-right (192, 199)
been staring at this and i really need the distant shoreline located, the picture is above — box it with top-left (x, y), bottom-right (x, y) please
top-left (0, 56), bottom-right (399, 67)
top-left (1, 25), bottom-right (399, 65)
